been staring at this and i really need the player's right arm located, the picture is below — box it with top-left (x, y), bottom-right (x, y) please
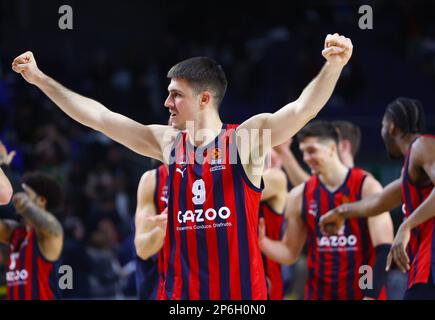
top-left (259, 184), bottom-right (307, 265)
top-left (12, 52), bottom-right (176, 162)
top-left (134, 170), bottom-right (167, 260)
top-left (0, 168), bottom-right (13, 205)
top-left (319, 177), bottom-right (402, 235)
top-left (274, 139), bottom-right (310, 187)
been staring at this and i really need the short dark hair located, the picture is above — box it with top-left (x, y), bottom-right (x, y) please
top-left (331, 120), bottom-right (362, 157)
top-left (167, 57), bottom-right (228, 107)
top-left (385, 97), bottom-right (426, 135)
top-left (22, 172), bottom-right (63, 212)
top-left (297, 120), bottom-right (339, 145)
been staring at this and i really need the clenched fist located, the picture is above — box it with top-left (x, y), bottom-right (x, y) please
top-left (319, 205), bottom-right (347, 236)
top-left (11, 51), bottom-right (44, 85)
top-left (12, 192), bottom-right (32, 214)
top-left (322, 33), bottom-right (353, 69)
top-left (12, 184), bottom-right (39, 215)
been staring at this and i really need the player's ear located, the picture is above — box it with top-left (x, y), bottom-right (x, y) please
top-left (200, 91), bottom-right (211, 107)
top-left (341, 139), bottom-right (351, 154)
top-left (388, 121), bottom-right (398, 136)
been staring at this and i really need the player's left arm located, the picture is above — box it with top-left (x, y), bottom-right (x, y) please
top-left (238, 34), bottom-right (352, 154)
top-left (363, 175), bottom-right (394, 299)
top-left (387, 137), bottom-right (435, 273)
top-left (12, 186), bottom-right (63, 261)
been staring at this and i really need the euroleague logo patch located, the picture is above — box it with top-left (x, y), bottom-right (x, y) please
top-left (209, 147), bottom-right (222, 164)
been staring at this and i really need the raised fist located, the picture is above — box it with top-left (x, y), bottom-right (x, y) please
top-left (11, 51), bottom-right (43, 85)
top-left (322, 33), bottom-right (353, 68)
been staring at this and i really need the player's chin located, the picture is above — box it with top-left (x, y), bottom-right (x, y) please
top-left (170, 118), bottom-right (184, 130)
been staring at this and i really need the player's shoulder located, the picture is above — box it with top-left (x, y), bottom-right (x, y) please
top-left (414, 134), bottom-right (435, 150)
top-left (140, 168), bottom-right (158, 188)
top-left (359, 173), bottom-right (383, 197)
top-left (288, 182), bottom-right (305, 199)
top-left (409, 135), bottom-right (435, 163)
top-left (264, 168), bottom-right (287, 185)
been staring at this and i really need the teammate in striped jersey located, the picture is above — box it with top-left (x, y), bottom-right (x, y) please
top-left (134, 164), bottom-right (168, 299)
top-left (12, 33), bottom-right (353, 299)
top-left (0, 172), bottom-right (63, 300)
top-left (321, 98), bottom-right (435, 300)
top-left (259, 150), bottom-right (288, 299)
top-left (259, 121), bottom-right (393, 299)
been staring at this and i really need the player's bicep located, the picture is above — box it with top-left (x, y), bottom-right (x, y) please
top-left (100, 111), bottom-right (175, 162)
top-left (265, 101), bottom-right (314, 146)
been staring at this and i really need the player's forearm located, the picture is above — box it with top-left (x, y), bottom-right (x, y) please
top-left (343, 183), bottom-right (401, 219)
top-left (268, 63), bottom-right (343, 146)
top-left (16, 201), bottom-right (63, 237)
top-left (402, 190), bottom-right (435, 230)
top-left (135, 228), bottom-right (165, 260)
top-left (279, 151), bottom-right (310, 186)
top-left (260, 238), bottom-right (299, 265)
top-left (295, 62), bottom-right (343, 120)
top-left (34, 72), bottom-right (109, 131)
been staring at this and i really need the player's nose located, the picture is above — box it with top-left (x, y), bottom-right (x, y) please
top-left (164, 96), bottom-right (173, 108)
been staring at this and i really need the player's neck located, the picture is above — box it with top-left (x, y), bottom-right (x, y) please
top-left (399, 133), bottom-right (421, 156)
top-left (319, 159), bottom-right (349, 191)
top-left (187, 110), bottom-right (222, 147)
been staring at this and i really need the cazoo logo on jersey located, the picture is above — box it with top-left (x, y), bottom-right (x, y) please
top-left (317, 234), bottom-right (358, 252)
top-left (6, 253), bottom-right (28, 283)
top-left (175, 178), bottom-right (233, 231)
top-left (177, 206), bottom-right (232, 231)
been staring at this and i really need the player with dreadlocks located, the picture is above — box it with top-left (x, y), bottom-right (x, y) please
top-left (320, 97), bottom-right (435, 300)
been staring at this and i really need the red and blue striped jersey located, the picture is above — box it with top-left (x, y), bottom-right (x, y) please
top-left (162, 124), bottom-right (267, 300)
top-left (302, 167), bottom-right (379, 300)
top-left (259, 202), bottom-right (284, 300)
top-left (401, 134), bottom-right (435, 288)
top-left (135, 164), bottom-right (168, 300)
top-left (6, 226), bottom-right (61, 300)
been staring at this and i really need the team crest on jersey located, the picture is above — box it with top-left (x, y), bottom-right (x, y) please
top-left (308, 200), bottom-right (318, 217)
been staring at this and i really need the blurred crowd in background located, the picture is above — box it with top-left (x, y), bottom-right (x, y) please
top-left (0, 0), bottom-right (434, 298)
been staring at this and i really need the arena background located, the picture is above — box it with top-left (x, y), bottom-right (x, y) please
top-left (0, 0), bottom-right (434, 299)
